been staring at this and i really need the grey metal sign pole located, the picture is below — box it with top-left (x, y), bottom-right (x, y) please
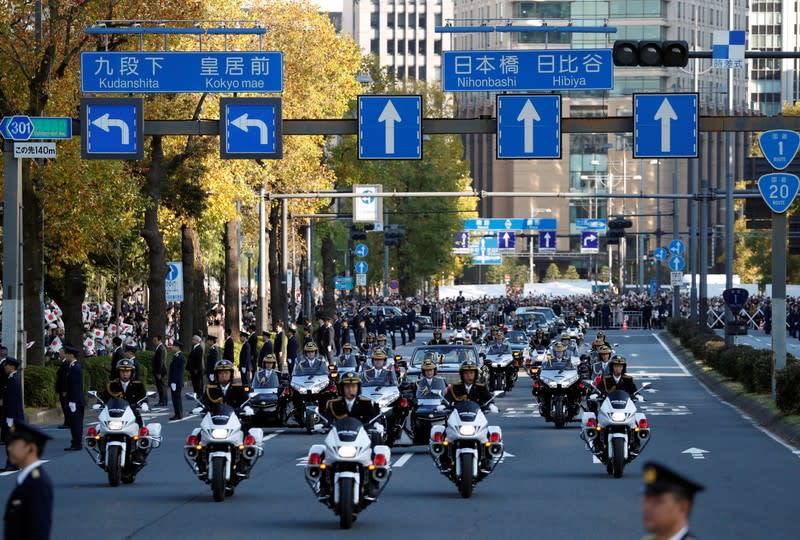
top-left (772, 211), bottom-right (787, 399)
top-left (672, 162), bottom-right (681, 318)
top-left (281, 198), bottom-right (289, 324)
top-left (257, 187), bottom-right (267, 333)
top-left (1, 143), bottom-right (24, 363)
top-left (698, 177), bottom-right (709, 327)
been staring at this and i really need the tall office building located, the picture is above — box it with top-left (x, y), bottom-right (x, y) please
top-left (452, 0), bottom-right (750, 286)
top-left (341, 0), bottom-right (454, 81)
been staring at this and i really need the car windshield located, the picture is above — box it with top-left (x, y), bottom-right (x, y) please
top-left (411, 346), bottom-right (477, 368)
top-left (533, 307), bottom-right (556, 321)
top-left (506, 331), bottom-right (528, 344)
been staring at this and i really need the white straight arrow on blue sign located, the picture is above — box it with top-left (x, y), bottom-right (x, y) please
top-left (378, 100), bottom-right (401, 155)
top-left (633, 93), bottom-right (698, 158)
top-left (518, 100), bottom-right (540, 153)
top-left (654, 98), bottom-right (677, 153)
top-left (669, 255), bottom-right (685, 271)
top-left (539, 231), bottom-right (556, 251)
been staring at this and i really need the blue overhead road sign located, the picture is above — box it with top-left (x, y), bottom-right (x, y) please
top-left (633, 93), bottom-right (698, 158)
top-left (496, 95), bottom-right (561, 159)
top-left (463, 218), bottom-right (557, 231)
top-left (358, 95), bottom-right (422, 160)
top-left (442, 49), bottom-right (613, 92)
top-left (80, 97), bottom-right (143, 160)
top-left (575, 218), bottom-right (606, 231)
top-left (539, 231), bottom-right (556, 251)
top-left (759, 130), bottom-right (800, 170)
top-left (581, 231), bottom-right (599, 253)
top-left (669, 239), bottom-right (685, 255)
top-left (220, 98), bottom-right (282, 159)
top-left (80, 51), bottom-right (284, 93)
top-left (497, 231), bottom-right (516, 250)
top-left (525, 217), bottom-right (558, 230)
top-left (757, 173), bottom-right (800, 214)
top-left (668, 255), bottom-right (685, 272)
top-left (654, 247), bottom-right (668, 261)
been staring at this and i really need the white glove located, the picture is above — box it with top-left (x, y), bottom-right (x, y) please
top-left (636, 395), bottom-right (645, 403)
top-left (191, 406), bottom-right (203, 415)
top-left (5, 418), bottom-right (13, 427)
top-left (313, 423), bottom-right (325, 433)
top-left (488, 404), bottom-right (499, 414)
top-left (92, 403), bottom-right (102, 410)
top-left (373, 423), bottom-right (385, 435)
top-left (242, 406), bottom-right (254, 416)
top-left (69, 402), bottom-right (76, 413)
top-left (170, 383), bottom-right (176, 392)
top-left (140, 403), bottom-right (149, 413)
top-left (209, 374), bottom-right (215, 382)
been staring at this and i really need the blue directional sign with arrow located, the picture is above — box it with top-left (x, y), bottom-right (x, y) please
top-left (757, 173), bottom-right (800, 214)
top-left (497, 231), bottom-right (516, 250)
top-left (358, 95), bottom-right (422, 160)
top-left (220, 98), bottom-right (282, 159)
top-left (453, 232), bottom-right (471, 254)
top-left (649, 279), bottom-right (658, 296)
top-left (496, 95), bottom-right (560, 159)
top-left (668, 255), bottom-right (685, 271)
top-left (669, 239), bottom-right (685, 256)
top-left (575, 218), bottom-right (606, 232)
top-left (355, 261), bottom-right (368, 274)
top-left (654, 247), bottom-right (668, 261)
top-left (581, 231), bottom-right (599, 253)
top-left (539, 230), bottom-right (556, 251)
top-left (633, 93), bottom-right (698, 158)
top-left (463, 218), bottom-right (557, 231)
top-left (759, 130), bottom-right (800, 170)
top-left (80, 97), bottom-right (143, 160)
top-left (722, 287), bottom-right (749, 313)
top-left (354, 243), bottom-right (369, 258)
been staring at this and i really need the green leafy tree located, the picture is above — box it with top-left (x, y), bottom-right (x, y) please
top-left (544, 263), bottom-right (562, 282)
top-left (564, 265), bottom-right (580, 280)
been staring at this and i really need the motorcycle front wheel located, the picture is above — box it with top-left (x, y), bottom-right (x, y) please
top-left (552, 397), bottom-right (566, 429)
top-left (611, 438), bottom-right (626, 479)
top-left (338, 477), bottom-right (355, 529)
top-left (107, 446), bottom-right (122, 487)
top-left (458, 453), bottom-right (475, 498)
top-left (492, 372), bottom-right (505, 393)
top-left (211, 456), bottom-right (227, 502)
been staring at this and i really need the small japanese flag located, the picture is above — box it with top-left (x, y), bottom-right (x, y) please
top-left (51, 302), bottom-right (63, 317)
top-left (93, 328), bottom-right (105, 339)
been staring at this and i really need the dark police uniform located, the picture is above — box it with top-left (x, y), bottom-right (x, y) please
top-left (427, 337), bottom-right (448, 345)
top-left (444, 382), bottom-right (492, 407)
top-left (64, 352), bottom-right (85, 450)
top-left (101, 378), bottom-right (148, 426)
top-left (187, 341), bottom-right (204, 395)
top-left (201, 383), bottom-right (248, 409)
top-left (55, 357), bottom-right (69, 427)
top-left (152, 342), bottom-right (167, 406)
top-left (325, 396), bottom-right (379, 424)
top-left (205, 342), bottom-right (219, 383)
top-left (641, 461), bottom-right (704, 540)
top-left (3, 422), bottom-right (53, 540)
top-left (169, 346), bottom-right (185, 419)
top-left (239, 340), bottom-right (253, 386)
top-left (601, 374), bottom-right (637, 395)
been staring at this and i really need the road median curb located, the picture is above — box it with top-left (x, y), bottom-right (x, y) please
top-left (659, 330), bottom-right (800, 448)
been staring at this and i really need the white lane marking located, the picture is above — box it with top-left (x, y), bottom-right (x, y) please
top-left (655, 332), bottom-right (800, 456)
top-left (168, 414), bottom-right (199, 424)
top-left (682, 447), bottom-right (708, 460)
top-left (393, 453), bottom-right (413, 468)
top-left (652, 333), bottom-right (692, 376)
top-left (296, 457), bottom-right (308, 467)
top-left (263, 429), bottom-right (285, 442)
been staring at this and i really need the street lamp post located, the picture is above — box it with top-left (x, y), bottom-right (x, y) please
top-left (651, 159), bottom-right (662, 288)
top-left (528, 208), bottom-right (552, 284)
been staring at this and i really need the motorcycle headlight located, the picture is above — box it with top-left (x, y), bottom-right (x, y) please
top-left (337, 445), bottom-right (358, 458)
top-left (611, 412), bottom-right (627, 422)
top-left (211, 428), bottom-right (229, 440)
top-left (492, 362), bottom-right (500, 368)
top-left (107, 421), bottom-right (124, 431)
top-left (458, 425), bottom-right (476, 436)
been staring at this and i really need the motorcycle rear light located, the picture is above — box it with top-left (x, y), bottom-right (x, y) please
top-left (593, 376), bottom-right (602, 387)
top-left (282, 387), bottom-right (292, 396)
top-left (586, 418), bottom-right (598, 428)
top-left (638, 418), bottom-right (649, 429)
top-left (489, 431), bottom-right (501, 443)
top-left (308, 453), bottom-right (322, 465)
top-left (373, 453), bottom-right (388, 467)
top-left (186, 435), bottom-right (199, 446)
top-left (244, 434), bottom-right (256, 446)
top-left (139, 426), bottom-right (149, 437)
top-left (328, 384), bottom-right (338, 394)
top-left (399, 397), bottom-right (409, 408)
top-left (432, 431), bottom-right (444, 443)
top-left (578, 381), bottom-right (585, 389)
top-left (86, 426), bottom-right (97, 437)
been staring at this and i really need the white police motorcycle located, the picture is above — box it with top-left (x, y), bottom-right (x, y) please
top-left (304, 408), bottom-right (392, 529)
top-left (85, 390), bottom-right (162, 487)
top-left (580, 383), bottom-right (652, 478)
top-left (183, 393), bottom-right (265, 501)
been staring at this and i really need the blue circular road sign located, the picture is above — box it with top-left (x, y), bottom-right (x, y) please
top-left (668, 239), bottom-right (685, 255)
top-left (654, 247), bottom-right (668, 261)
top-left (668, 255), bottom-right (685, 272)
top-left (355, 243), bottom-right (369, 258)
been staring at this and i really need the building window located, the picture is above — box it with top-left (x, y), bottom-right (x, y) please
top-left (515, 1), bottom-right (571, 18)
top-left (434, 38), bottom-right (442, 53)
top-left (370, 39), bottom-right (379, 54)
top-left (370, 12), bottom-right (379, 27)
top-left (387, 12), bottom-right (395, 28)
top-left (397, 13), bottom-right (406, 26)
top-left (435, 13), bottom-right (442, 26)
top-left (609, 0), bottom-right (667, 18)
top-left (398, 40), bottom-right (406, 54)
top-left (419, 66), bottom-right (426, 80)
top-left (388, 40), bottom-right (395, 54)
top-left (517, 31), bottom-right (571, 45)
top-left (418, 39), bottom-right (426, 54)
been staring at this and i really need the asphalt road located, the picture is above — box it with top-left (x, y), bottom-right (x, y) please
top-left (2, 329), bottom-right (797, 538)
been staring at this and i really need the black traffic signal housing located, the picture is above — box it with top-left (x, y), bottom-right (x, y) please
top-left (607, 217), bottom-right (633, 240)
top-left (613, 40), bottom-right (689, 67)
top-left (350, 223), bottom-right (374, 241)
top-left (384, 226), bottom-right (405, 247)
top-left (606, 237), bottom-right (620, 245)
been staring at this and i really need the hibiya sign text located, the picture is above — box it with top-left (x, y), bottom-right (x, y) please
top-left (442, 49), bottom-right (613, 92)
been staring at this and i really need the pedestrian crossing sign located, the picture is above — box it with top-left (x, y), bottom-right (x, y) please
top-left (712, 30), bottom-right (745, 69)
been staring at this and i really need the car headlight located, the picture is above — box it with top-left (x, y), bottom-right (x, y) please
top-left (107, 421), bottom-right (124, 431)
top-left (211, 428), bottom-right (229, 439)
top-left (458, 425), bottom-right (476, 436)
top-left (337, 445), bottom-right (358, 458)
top-left (611, 412), bottom-right (627, 422)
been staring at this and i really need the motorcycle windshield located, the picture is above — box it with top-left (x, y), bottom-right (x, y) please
top-left (544, 360), bottom-right (572, 370)
top-left (252, 371), bottom-right (279, 389)
top-left (416, 379), bottom-right (446, 398)
top-left (333, 417), bottom-right (364, 441)
top-left (106, 398), bottom-right (130, 417)
top-left (453, 400), bottom-right (481, 421)
top-left (210, 403), bottom-right (236, 425)
top-left (606, 390), bottom-right (631, 409)
top-left (293, 361), bottom-right (328, 376)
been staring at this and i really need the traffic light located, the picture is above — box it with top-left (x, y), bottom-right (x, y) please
top-left (607, 217), bottom-right (633, 239)
top-left (350, 225), bottom-right (367, 241)
top-left (606, 237), bottom-right (620, 245)
top-left (384, 226), bottom-right (405, 247)
top-left (607, 229), bottom-right (625, 239)
top-left (612, 40), bottom-right (689, 67)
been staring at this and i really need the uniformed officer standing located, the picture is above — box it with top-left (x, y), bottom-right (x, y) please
top-left (54, 349), bottom-right (69, 429)
top-left (238, 332), bottom-right (253, 386)
top-left (641, 461), bottom-right (704, 540)
top-left (1, 358), bottom-right (24, 472)
top-left (151, 335), bottom-right (168, 407)
top-left (205, 335), bottom-right (219, 384)
top-left (223, 327), bottom-right (235, 361)
top-left (187, 334), bottom-right (204, 395)
top-left (168, 340), bottom-right (185, 421)
top-left (63, 345), bottom-right (85, 451)
top-left (3, 421), bottom-right (53, 540)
